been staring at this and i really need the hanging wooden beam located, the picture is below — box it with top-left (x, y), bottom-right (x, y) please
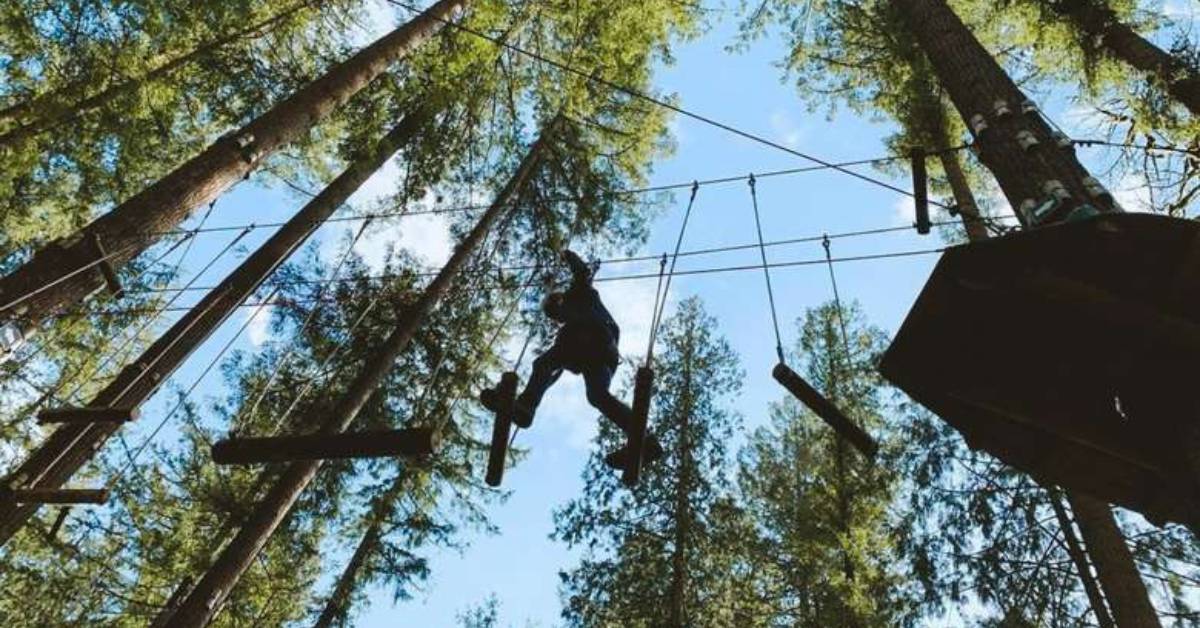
top-left (37, 406), bottom-right (139, 425)
top-left (772, 362), bottom-right (878, 460)
top-left (211, 428), bottom-right (438, 465)
top-left (485, 372), bottom-right (519, 487)
top-left (2, 488), bottom-right (109, 505)
top-left (622, 366), bottom-right (655, 488)
top-left (88, 234), bottom-right (125, 299)
top-left (912, 147), bottom-right (931, 235)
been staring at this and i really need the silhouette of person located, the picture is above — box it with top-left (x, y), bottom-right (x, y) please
top-left (482, 249), bottom-right (662, 469)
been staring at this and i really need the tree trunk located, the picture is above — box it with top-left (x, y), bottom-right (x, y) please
top-left (312, 523), bottom-right (382, 628)
top-left (938, 150), bottom-right (990, 242)
top-left (1043, 0), bottom-right (1200, 116)
top-left (894, 5), bottom-right (1157, 626)
top-left (895, 0), bottom-right (1120, 224)
top-left (1068, 494), bottom-right (1162, 628)
top-left (163, 129), bottom-right (548, 628)
top-left (0, 0), bottom-right (314, 138)
top-left (669, 340), bottom-right (694, 627)
top-left (0, 108), bottom-right (433, 547)
top-left (1051, 491), bottom-right (1116, 628)
top-left (0, 0), bottom-right (466, 335)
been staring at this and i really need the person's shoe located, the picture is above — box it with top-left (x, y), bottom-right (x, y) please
top-left (603, 437), bottom-right (664, 471)
top-left (512, 400), bottom-right (534, 429)
top-left (479, 387), bottom-right (502, 414)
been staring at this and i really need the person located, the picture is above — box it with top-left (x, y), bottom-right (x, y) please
top-left (481, 249), bottom-right (662, 470)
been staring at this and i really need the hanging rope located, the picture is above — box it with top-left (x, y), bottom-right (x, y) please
top-left (821, 235), bottom-right (853, 359)
top-left (645, 182), bottom-right (700, 365)
top-left (748, 175), bottom-right (785, 363)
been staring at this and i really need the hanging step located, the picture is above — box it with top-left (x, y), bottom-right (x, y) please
top-left (38, 406), bottom-right (140, 425)
top-left (772, 363), bottom-right (878, 460)
top-left (621, 366), bottom-right (655, 488)
top-left (211, 427), bottom-right (438, 465)
top-left (485, 372), bottom-right (519, 487)
top-left (88, 233), bottom-right (125, 299)
top-left (880, 212), bottom-right (1200, 529)
top-left (2, 488), bottom-right (109, 505)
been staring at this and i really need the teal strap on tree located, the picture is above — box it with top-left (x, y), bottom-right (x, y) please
top-left (645, 181), bottom-right (700, 365)
top-left (748, 175), bottom-right (785, 363)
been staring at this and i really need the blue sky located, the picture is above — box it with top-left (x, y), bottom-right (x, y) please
top-left (30, 0), bottom-right (1197, 625)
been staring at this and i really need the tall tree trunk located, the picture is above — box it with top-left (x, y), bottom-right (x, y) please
top-left (0, 0), bottom-right (314, 138)
top-left (0, 108), bottom-right (434, 547)
top-left (893, 4), bottom-right (1158, 626)
top-left (895, 0), bottom-right (1120, 225)
top-left (1051, 491), bottom-right (1116, 628)
top-left (162, 129), bottom-right (548, 628)
top-left (1042, 0), bottom-right (1200, 116)
top-left (669, 341), bottom-right (694, 627)
top-left (0, 0), bottom-right (466, 336)
top-left (938, 150), bottom-right (990, 242)
top-left (312, 522), bottom-right (383, 628)
top-left (1069, 494), bottom-right (1162, 628)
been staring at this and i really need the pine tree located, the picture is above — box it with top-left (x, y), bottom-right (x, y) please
top-left (738, 301), bottom-right (916, 626)
top-left (555, 297), bottom-right (744, 627)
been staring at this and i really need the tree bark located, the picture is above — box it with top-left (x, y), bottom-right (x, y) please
top-left (1050, 491), bottom-right (1116, 628)
top-left (1043, 0), bottom-right (1200, 116)
top-left (0, 0), bottom-right (314, 139)
top-left (894, 0), bottom-right (1120, 224)
top-left (0, 0), bottom-right (466, 335)
top-left (1068, 494), bottom-right (1162, 628)
top-left (0, 108), bottom-right (433, 547)
top-left (163, 128), bottom-right (548, 628)
top-left (669, 338), bottom-right (694, 627)
top-left (938, 150), bottom-right (990, 242)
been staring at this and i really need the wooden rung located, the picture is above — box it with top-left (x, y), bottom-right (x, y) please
top-left (211, 427), bottom-right (438, 465)
top-left (90, 234), bottom-right (125, 299)
top-left (3, 488), bottom-right (109, 505)
top-left (622, 366), bottom-right (654, 488)
top-left (485, 372), bottom-right (519, 487)
top-left (911, 148), bottom-right (930, 235)
top-left (772, 362), bottom-right (879, 460)
top-left (38, 406), bottom-right (140, 424)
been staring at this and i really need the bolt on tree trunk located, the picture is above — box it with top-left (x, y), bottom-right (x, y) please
top-left (1069, 494), bottom-right (1162, 628)
top-left (161, 129), bottom-right (549, 628)
top-left (0, 108), bottom-right (434, 547)
top-left (1041, 0), bottom-right (1200, 116)
top-left (0, 0), bottom-right (467, 335)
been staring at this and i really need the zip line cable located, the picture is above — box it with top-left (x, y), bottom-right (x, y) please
top-left (821, 235), bottom-right (854, 360)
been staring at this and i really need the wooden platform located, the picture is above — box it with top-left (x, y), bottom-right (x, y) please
top-left (881, 213), bottom-right (1200, 527)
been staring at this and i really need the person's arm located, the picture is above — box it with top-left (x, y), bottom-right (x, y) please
top-left (562, 249), bottom-right (594, 288)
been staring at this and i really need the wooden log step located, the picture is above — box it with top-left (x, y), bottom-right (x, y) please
top-left (212, 427), bottom-right (438, 465)
top-left (485, 372), bottom-right (519, 488)
top-left (621, 366), bottom-right (655, 488)
top-left (90, 234), bottom-right (125, 299)
top-left (772, 362), bottom-right (879, 460)
top-left (2, 488), bottom-right (109, 505)
top-left (38, 406), bottom-right (140, 424)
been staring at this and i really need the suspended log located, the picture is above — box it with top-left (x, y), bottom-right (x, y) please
top-left (911, 148), bottom-right (931, 235)
top-left (2, 488), bottom-right (108, 505)
top-left (485, 372), bottom-right (519, 487)
top-left (880, 213), bottom-right (1200, 528)
top-left (88, 234), bottom-right (125, 299)
top-left (622, 366), bottom-right (655, 488)
top-left (37, 406), bottom-right (139, 424)
top-left (773, 362), bottom-right (878, 459)
top-left (212, 428), bottom-right (438, 465)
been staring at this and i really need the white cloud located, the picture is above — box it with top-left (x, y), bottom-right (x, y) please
top-left (242, 301), bottom-right (274, 346)
top-left (769, 109), bottom-right (806, 149)
top-left (892, 196), bottom-right (916, 227)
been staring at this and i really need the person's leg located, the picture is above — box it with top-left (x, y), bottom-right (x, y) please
top-left (582, 363), bottom-right (633, 435)
top-left (510, 346), bottom-right (564, 427)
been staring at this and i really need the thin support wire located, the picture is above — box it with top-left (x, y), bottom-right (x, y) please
top-left (748, 175), bottom-right (785, 363)
top-left (646, 181), bottom-right (700, 364)
top-left (821, 235), bottom-right (853, 361)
